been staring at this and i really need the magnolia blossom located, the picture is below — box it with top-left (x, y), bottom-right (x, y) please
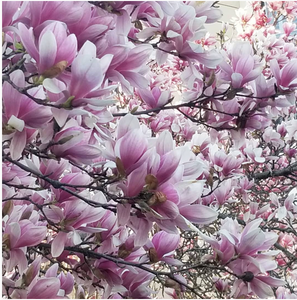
top-left (18, 22), bottom-right (77, 76)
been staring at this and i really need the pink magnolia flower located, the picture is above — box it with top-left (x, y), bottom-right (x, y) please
top-left (137, 86), bottom-right (171, 108)
top-left (3, 70), bottom-right (52, 160)
top-left (51, 172), bottom-right (90, 202)
top-left (3, 219), bottom-right (47, 273)
top-left (39, 159), bottom-right (69, 188)
top-left (116, 269), bottom-right (155, 299)
top-left (46, 199), bottom-right (106, 257)
top-left (283, 22), bottom-right (296, 36)
top-left (220, 42), bottom-right (262, 88)
top-left (236, 218), bottom-right (278, 256)
top-left (244, 146), bottom-right (265, 163)
top-left (270, 58), bottom-right (297, 92)
top-left (229, 258), bottom-right (285, 298)
top-left (50, 120), bottom-right (101, 165)
top-left (18, 22), bottom-right (77, 76)
top-left (67, 2), bottom-right (113, 49)
top-left (144, 231), bottom-right (182, 266)
top-left (67, 40), bottom-right (113, 102)
top-left (106, 44), bottom-right (153, 93)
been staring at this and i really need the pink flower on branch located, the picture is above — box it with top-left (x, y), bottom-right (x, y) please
top-left (18, 21), bottom-right (77, 77)
top-left (220, 42), bottom-right (262, 89)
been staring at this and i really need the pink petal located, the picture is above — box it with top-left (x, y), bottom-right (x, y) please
top-left (138, 88), bottom-right (156, 108)
top-left (152, 231), bottom-right (180, 258)
top-left (15, 221), bottom-right (47, 248)
top-left (51, 231), bottom-right (68, 257)
top-left (10, 130), bottom-right (27, 160)
top-left (56, 34), bottom-right (77, 64)
top-left (154, 200), bottom-right (179, 219)
top-left (2, 1), bottom-right (21, 27)
top-left (120, 71), bottom-right (149, 89)
top-left (45, 263), bottom-right (58, 278)
top-left (27, 278), bottom-right (60, 299)
top-left (18, 23), bottom-right (39, 62)
top-left (117, 203), bottom-right (132, 226)
top-left (237, 229), bottom-right (265, 255)
top-left (126, 163), bottom-right (147, 197)
top-left (3, 70), bottom-right (25, 118)
top-left (115, 129), bottom-right (148, 171)
top-left (156, 131), bottom-right (174, 156)
top-left (179, 204), bottom-right (218, 224)
top-left (250, 278), bottom-right (274, 298)
top-left (116, 113), bottom-right (140, 140)
top-left (39, 30), bottom-right (57, 73)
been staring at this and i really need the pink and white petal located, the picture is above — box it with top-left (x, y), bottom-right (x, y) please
top-left (2, 1), bottom-right (21, 26)
top-left (15, 224), bottom-right (47, 248)
top-left (10, 130), bottom-right (27, 160)
top-left (241, 218), bottom-right (262, 237)
top-left (56, 34), bottom-right (77, 64)
top-left (157, 150), bottom-right (181, 184)
top-left (156, 131), bottom-right (174, 156)
top-left (70, 54), bottom-right (103, 99)
top-left (27, 278), bottom-right (60, 299)
top-left (51, 231), bottom-right (68, 257)
top-left (115, 129), bottom-right (148, 170)
top-left (157, 90), bottom-right (170, 107)
top-left (138, 88), bottom-right (156, 108)
top-left (153, 200), bottom-right (179, 220)
top-left (153, 218), bottom-right (178, 234)
top-left (250, 277), bottom-right (274, 298)
top-left (195, 50), bottom-right (222, 68)
top-left (39, 31), bottom-right (57, 73)
top-left (77, 24), bottom-right (108, 46)
top-left (126, 164), bottom-right (147, 197)
top-left (117, 203), bottom-right (132, 226)
top-left (231, 73), bottom-right (243, 89)
top-left (115, 9), bottom-right (131, 35)
top-left (6, 249), bottom-right (27, 274)
top-left (134, 219), bottom-right (151, 247)
top-left (237, 229), bottom-right (265, 255)
top-left (118, 44), bottom-right (153, 72)
top-left (18, 23), bottom-right (39, 62)
top-left (162, 257), bottom-right (183, 266)
top-left (269, 59), bottom-right (281, 83)
top-left (3, 70), bottom-right (25, 118)
top-left (121, 71), bottom-right (149, 90)
top-left (45, 263), bottom-right (59, 278)
top-left (152, 231), bottom-right (180, 257)
top-left (179, 204), bottom-right (218, 224)
top-left (52, 107), bottom-right (70, 128)
top-left (256, 276), bottom-right (285, 287)
top-left (116, 113), bottom-right (140, 140)
top-left (99, 54), bottom-right (114, 75)
top-left (6, 222), bottom-right (21, 249)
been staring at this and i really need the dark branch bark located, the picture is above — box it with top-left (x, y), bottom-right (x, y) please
top-left (252, 162), bottom-right (297, 181)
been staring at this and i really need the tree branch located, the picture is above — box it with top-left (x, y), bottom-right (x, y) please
top-left (252, 162), bottom-right (297, 181)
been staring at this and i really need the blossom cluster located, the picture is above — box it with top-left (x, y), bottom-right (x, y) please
top-left (2, 1), bottom-right (297, 299)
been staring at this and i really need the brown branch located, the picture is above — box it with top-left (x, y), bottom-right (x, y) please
top-left (252, 162), bottom-right (297, 181)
